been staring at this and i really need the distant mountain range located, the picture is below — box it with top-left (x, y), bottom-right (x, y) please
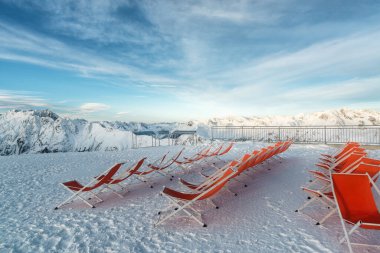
top-left (1, 108), bottom-right (379, 155)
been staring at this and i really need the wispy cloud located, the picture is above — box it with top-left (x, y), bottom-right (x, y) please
top-left (0, 21), bottom-right (177, 87)
top-left (1, 1), bottom-right (380, 120)
top-left (0, 90), bottom-right (49, 109)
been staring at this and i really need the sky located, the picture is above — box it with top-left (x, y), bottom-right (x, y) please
top-left (1, 0), bottom-right (380, 122)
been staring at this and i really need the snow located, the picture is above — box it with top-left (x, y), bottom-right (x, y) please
top-left (1, 142), bottom-right (379, 252)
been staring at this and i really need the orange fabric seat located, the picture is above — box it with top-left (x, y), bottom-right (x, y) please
top-left (62, 163), bottom-right (123, 192)
top-left (163, 168), bottom-right (234, 201)
top-left (332, 173), bottom-right (380, 230)
top-left (96, 158), bottom-right (146, 184)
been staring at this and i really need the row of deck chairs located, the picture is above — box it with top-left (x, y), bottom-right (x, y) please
top-left (155, 141), bottom-right (292, 227)
top-left (297, 142), bottom-right (380, 253)
top-left (55, 142), bottom-right (234, 210)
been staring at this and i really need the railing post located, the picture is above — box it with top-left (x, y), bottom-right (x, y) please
top-left (211, 127), bottom-right (214, 141)
top-left (324, 126), bottom-right (327, 144)
top-left (278, 126), bottom-right (281, 141)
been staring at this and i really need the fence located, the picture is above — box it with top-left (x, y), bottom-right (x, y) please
top-left (211, 126), bottom-right (380, 145)
top-left (131, 130), bottom-right (197, 148)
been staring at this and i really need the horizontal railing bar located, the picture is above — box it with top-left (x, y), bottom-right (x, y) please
top-left (211, 125), bottom-right (380, 128)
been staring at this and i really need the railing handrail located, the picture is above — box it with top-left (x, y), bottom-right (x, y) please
top-left (211, 125), bottom-right (380, 128)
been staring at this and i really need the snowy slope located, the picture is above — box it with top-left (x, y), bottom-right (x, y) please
top-left (0, 143), bottom-right (379, 252)
top-left (1, 108), bottom-right (380, 155)
top-left (0, 110), bottom-right (135, 155)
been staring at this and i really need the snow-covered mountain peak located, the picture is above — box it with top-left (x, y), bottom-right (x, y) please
top-left (203, 108), bottom-right (380, 127)
top-left (1, 108), bottom-right (379, 155)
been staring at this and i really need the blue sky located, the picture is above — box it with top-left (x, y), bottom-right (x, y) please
top-left (1, 0), bottom-right (380, 122)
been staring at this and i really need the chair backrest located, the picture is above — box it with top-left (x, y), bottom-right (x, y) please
top-left (197, 168), bottom-right (235, 200)
top-left (235, 153), bottom-right (255, 174)
top-left (81, 163), bottom-right (123, 191)
top-left (335, 152), bottom-right (365, 171)
top-left (361, 157), bottom-right (380, 166)
top-left (336, 153), bottom-right (365, 172)
top-left (281, 141), bottom-right (292, 152)
top-left (197, 146), bottom-right (212, 159)
top-left (333, 146), bottom-right (361, 165)
top-left (207, 143), bottom-right (224, 157)
top-left (218, 142), bottom-right (234, 156)
top-left (246, 150), bottom-right (263, 168)
top-left (162, 168), bottom-right (234, 201)
top-left (334, 143), bottom-right (360, 160)
top-left (332, 173), bottom-right (379, 224)
top-left (110, 158), bottom-right (146, 182)
top-left (352, 163), bottom-right (380, 179)
top-left (252, 148), bottom-right (267, 164)
top-left (157, 148), bottom-right (185, 170)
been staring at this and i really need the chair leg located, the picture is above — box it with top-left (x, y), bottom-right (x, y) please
top-left (104, 185), bottom-right (124, 198)
top-left (208, 199), bottom-right (219, 209)
top-left (88, 190), bottom-right (103, 202)
top-left (77, 194), bottom-right (96, 208)
top-left (156, 195), bottom-right (204, 227)
top-left (226, 187), bottom-right (238, 196)
top-left (296, 195), bottom-right (318, 212)
top-left (338, 218), bottom-right (354, 253)
top-left (56, 186), bottom-right (86, 209)
top-left (316, 208), bottom-right (336, 225)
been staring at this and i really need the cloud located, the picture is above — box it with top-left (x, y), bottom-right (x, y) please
top-left (1, 1), bottom-right (380, 120)
top-left (0, 21), bottom-right (178, 88)
top-left (116, 111), bottom-right (128, 115)
top-left (0, 90), bottom-right (49, 109)
top-left (80, 103), bottom-right (110, 113)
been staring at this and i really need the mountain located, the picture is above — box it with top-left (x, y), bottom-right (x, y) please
top-left (202, 108), bottom-right (380, 127)
top-left (0, 108), bottom-right (379, 155)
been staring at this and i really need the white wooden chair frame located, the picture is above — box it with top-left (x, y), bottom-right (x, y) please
top-left (56, 162), bottom-right (129, 209)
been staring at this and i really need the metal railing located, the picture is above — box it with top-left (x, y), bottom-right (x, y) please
top-left (211, 125), bottom-right (380, 145)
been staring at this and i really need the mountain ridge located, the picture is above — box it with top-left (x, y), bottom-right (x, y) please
top-left (1, 108), bottom-right (379, 155)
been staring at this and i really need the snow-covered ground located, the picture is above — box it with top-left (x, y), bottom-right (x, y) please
top-left (0, 143), bottom-right (379, 253)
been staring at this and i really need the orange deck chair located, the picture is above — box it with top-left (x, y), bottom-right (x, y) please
top-left (319, 142), bottom-right (359, 162)
top-left (56, 162), bottom-right (124, 209)
top-left (307, 152), bottom-right (366, 189)
top-left (133, 148), bottom-right (185, 187)
top-left (182, 151), bottom-right (257, 193)
top-left (320, 142), bottom-right (359, 159)
top-left (155, 166), bottom-right (235, 227)
top-left (331, 173), bottom-right (380, 253)
top-left (315, 147), bottom-right (365, 171)
top-left (298, 163), bottom-right (380, 225)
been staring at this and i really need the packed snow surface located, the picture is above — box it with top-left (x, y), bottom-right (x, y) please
top-left (1, 142), bottom-right (379, 252)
